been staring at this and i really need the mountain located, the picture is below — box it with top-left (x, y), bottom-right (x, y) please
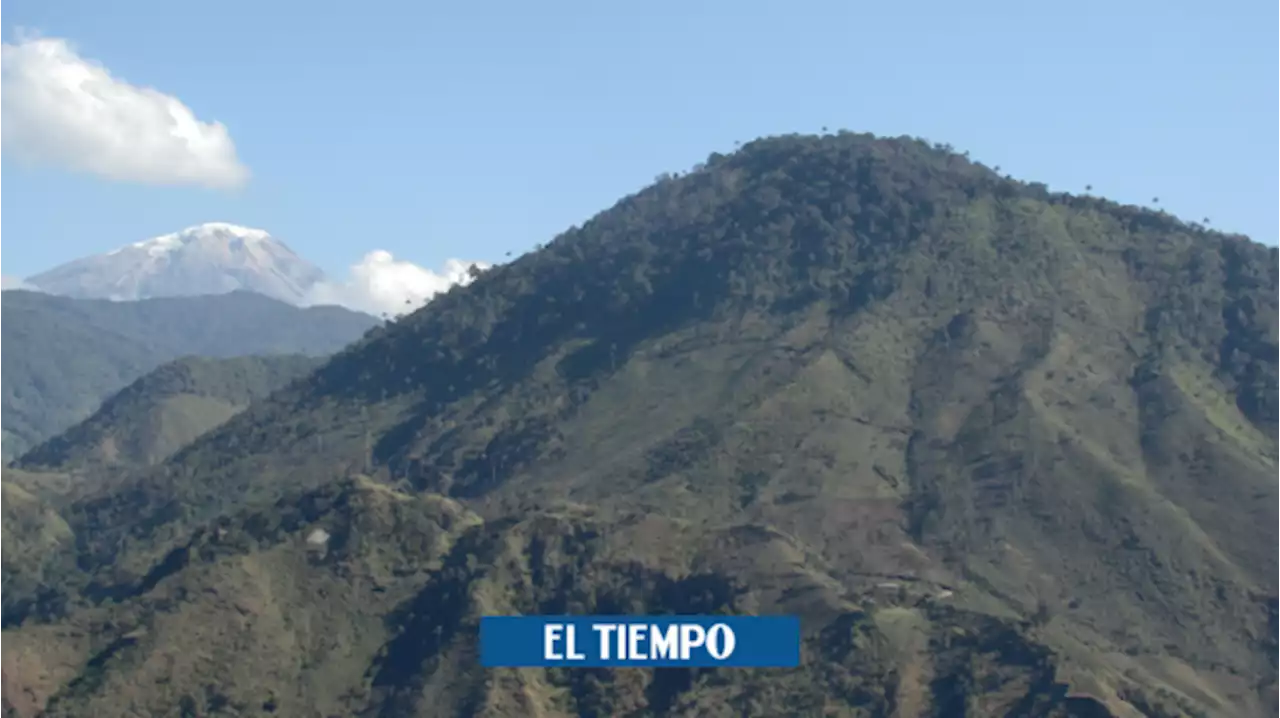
top-left (4, 132), bottom-right (1277, 717)
top-left (15, 355), bottom-right (324, 474)
top-left (24, 223), bottom-right (327, 305)
top-left (1, 290), bottom-right (376, 460)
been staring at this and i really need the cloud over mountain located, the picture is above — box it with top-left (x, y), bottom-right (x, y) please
top-left (304, 251), bottom-right (490, 317)
top-left (21, 222), bottom-right (488, 317)
top-left (0, 34), bottom-right (248, 189)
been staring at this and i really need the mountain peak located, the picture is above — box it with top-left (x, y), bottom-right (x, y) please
top-left (124, 222), bottom-right (274, 253)
top-left (28, 223), bottom-right (326, 305)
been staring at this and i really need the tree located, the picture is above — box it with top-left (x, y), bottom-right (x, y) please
top-left (1032, 599), bottom-right (1051, 626)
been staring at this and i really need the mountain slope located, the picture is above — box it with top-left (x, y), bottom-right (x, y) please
top-left (0, 290), bottom-right (376, 460)
top-left (6, 478), bottom-right (1126, 718)
top-left (8, 133), bottom-right (1277, 717)
top-left (25, 223), bottom-right (326, 305)
top-left (16, 355), bottom-right (324, 473)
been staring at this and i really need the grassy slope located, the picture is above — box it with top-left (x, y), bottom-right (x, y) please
top-left (4, 133), bottom-right (1276, 717)
top-left (16, 354), bottom-right (324, 473)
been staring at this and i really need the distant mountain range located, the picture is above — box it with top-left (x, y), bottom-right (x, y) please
top-left (22, 223), bottom-right (328, 305)
top-left (15, 354), bottom-right (325, 475)
top-left (1, 290), bottom-right (376, 460)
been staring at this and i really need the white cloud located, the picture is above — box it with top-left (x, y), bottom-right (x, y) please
top-left (1, 34), bottom-right (248, 189)
top-left (305, 251), bottom-right (491, 317)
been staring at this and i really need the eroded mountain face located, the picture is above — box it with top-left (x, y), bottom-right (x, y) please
top-left (4, 133), bottom-right (1276, 718)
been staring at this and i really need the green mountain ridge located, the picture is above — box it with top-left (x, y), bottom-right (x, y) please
top-left (1, 290), bottom-right (376, 460)
top-left (15, 354), bottom-right (324, 474)
top-left (4, 132), bottom-right (1276, 717)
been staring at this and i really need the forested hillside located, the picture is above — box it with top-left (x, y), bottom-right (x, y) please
top-left (4, 133), bottom-right (1275, 718)
top-left (1, 290), bottom-right (375, 459)
top-left (16, 354), bottom-right (323, 473)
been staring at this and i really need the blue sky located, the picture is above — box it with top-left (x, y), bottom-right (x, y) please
top-left (3, 0), bottom-right (1276, 284)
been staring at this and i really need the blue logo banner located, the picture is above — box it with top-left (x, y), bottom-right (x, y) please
top-left (480, 615), bottom-right (801, 668)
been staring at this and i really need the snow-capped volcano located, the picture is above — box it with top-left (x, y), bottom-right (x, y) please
top-left (26, 223), bottom-right (328, 305)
